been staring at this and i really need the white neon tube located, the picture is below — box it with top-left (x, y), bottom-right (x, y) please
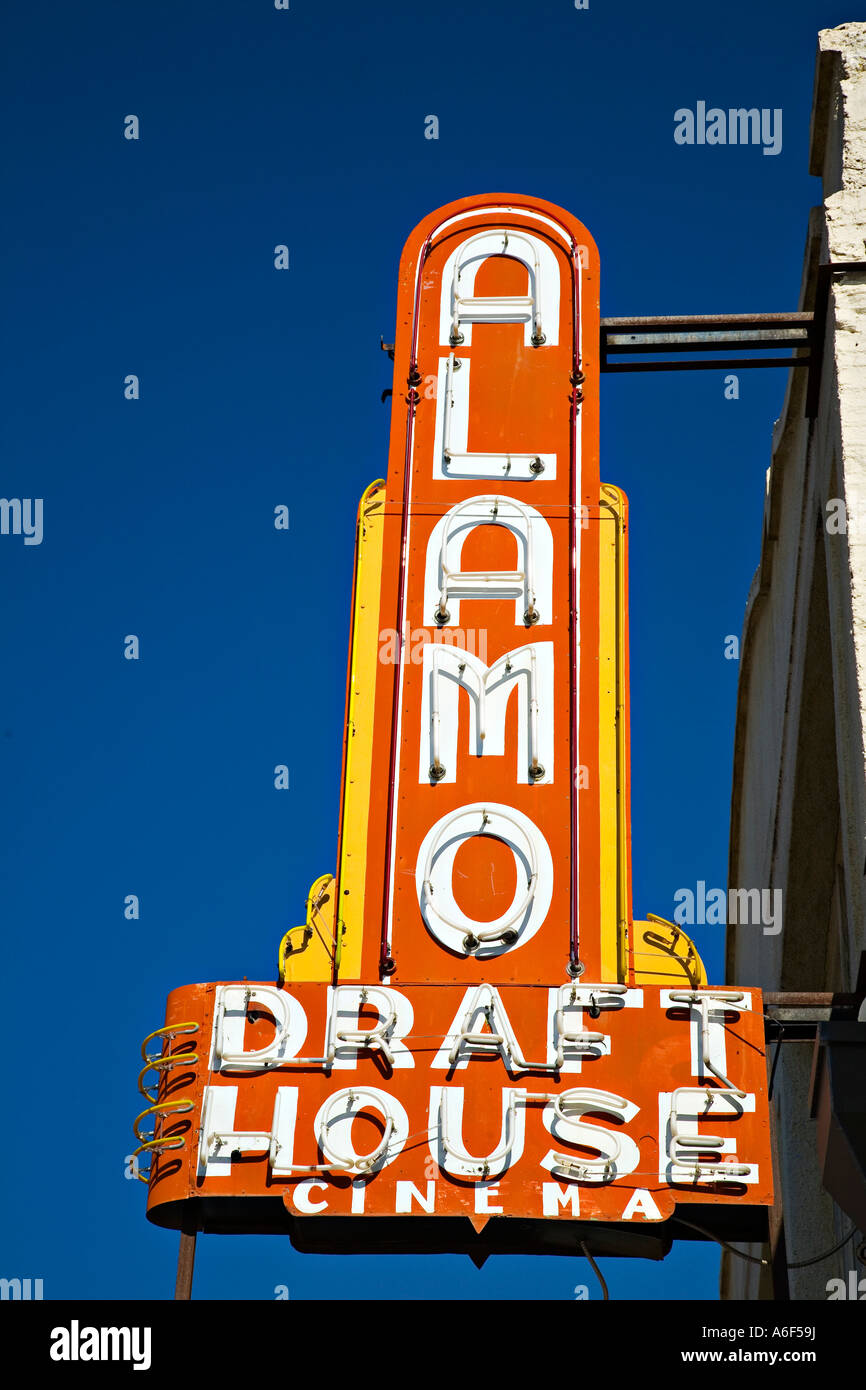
top-left (317, 1088), bottom-right (396, 1174)
top-left (333, 988), bottom-right (399, 1067)
top-left (429, 646), bottom-right (444, 779)
top-left (663, 992), bottom-right (751, 1180)
top-left (429, 642), bottom-right (544, 783)
top-left (553, 983), bottom-right (628, 1068)
top-left (446, 984), bottom-right (558, 1072)
top-left (528, 647), bottom-right (540, 777)
top-left (215, 986), bottom-right (336, 1068)
top-left (548, 1089), bottom-right (630, 1181)
top-left (443, 351), bottom-right (456, 460)
top-left (421, 806), bottom-right (538, 944)
top-left (442, 352), bottom-right (545, 479)
top-left (667, 1085), bottom-right (750, 1181)
top-left (449, 231), bottom-right (543, 345)
top-left (668, 990), bottom-right (746, 1089)
top-left (438, 1087), bottom-right (527, 1176)
top-left (436, 495), bottom-right (537, 625)
top-left (216, 985), bottom-right (403, 1070)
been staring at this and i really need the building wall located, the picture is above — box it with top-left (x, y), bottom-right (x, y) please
top-left (723, 22), bottom-right (866, 1300)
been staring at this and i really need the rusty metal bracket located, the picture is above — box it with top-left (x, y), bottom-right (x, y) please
top-left (598, 264), bottom-right (866, 420)
top-left (763, 991), bottom-right (862, 1040)
top-left (804, 262), bottom-right (866, 417)
top-left (600, 313), bottom-right (811, 374)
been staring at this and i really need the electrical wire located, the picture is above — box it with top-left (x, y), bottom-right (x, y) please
top-left (674, 1218), bottom-right (769, 1265)
top-left (676, 1217), bottom-right (860, 1271)
top-left (787, 1227), bottom-right (857, 1269)
top-left (579, 1241), bottom-right (609, 1300)
top-left (763, 1015), bottom-right (785, 1100)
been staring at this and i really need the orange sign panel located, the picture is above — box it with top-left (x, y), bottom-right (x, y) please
top-left (138, 196), bottom-right (773, 1252)
top-left (145, 980), bottom-right (772, 1240)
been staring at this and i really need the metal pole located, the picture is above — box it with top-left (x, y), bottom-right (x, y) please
top-left (768, 1100), bottom-right (790, 1301)
top-left (175, 1213), bottom-right (197, 1301)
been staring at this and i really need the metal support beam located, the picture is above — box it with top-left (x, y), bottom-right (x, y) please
top-left (602, 355), bottom-right (807, 374)
top-left (804, 262), bottom-right (866, 417)
top-left (600, 313), bottom-right (811, 374)
top-left (175, 1214), bottom-right (197, 1301)
top-left (599, 265), bottom-right (866, 418)
top-left (763, 991), bottom-right (861, 1040)
top-left (768, 1104), bottom-right (790, 1301)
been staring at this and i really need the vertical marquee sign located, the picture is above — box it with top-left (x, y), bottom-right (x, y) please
top-left (136, 196), bottom-right (772, 1258)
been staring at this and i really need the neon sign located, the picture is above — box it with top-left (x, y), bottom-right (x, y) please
top-left (137, 196), bottom-right (772, 1254)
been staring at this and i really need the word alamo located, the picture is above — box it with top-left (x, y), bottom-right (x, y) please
top-left (50, 1321), bottom-right (151, 1372)
top-left (379, 622), bottom-right (488, 664)
top-left (674, 103), bottom-right (782, 156)
top-left (674, 881), bottom-right (782, 935)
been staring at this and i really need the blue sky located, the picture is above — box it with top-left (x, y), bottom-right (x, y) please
top-left (0, 0), bottom-right (847, 1301)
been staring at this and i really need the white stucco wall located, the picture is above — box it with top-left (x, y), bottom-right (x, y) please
top-left (724, 22), bottom-right (866, 1300)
